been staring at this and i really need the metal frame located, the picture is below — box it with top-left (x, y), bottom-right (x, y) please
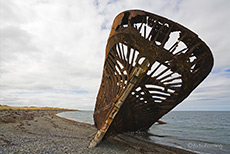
top-left (90, 10), bottom-right (213, 147)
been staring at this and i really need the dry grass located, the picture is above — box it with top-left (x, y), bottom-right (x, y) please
top-left (0, 105), bottom-right (77, 111)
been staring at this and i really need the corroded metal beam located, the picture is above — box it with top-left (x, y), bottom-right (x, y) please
top-left (90, 10), bottom-right (213, 147)
top-left (89, 59), bottom-right (149, 148)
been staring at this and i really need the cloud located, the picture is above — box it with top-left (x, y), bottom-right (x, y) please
top-left (0, 0), bottom-right (229, 110)
top-left (175, 70), bottom-right (230, 111)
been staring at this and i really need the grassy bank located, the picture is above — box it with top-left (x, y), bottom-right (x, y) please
top-left (0, 105), bottom-right (77, 111)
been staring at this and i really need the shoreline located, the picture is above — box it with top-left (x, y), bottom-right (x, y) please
top-left (0, 110), bottom-right (196, 153)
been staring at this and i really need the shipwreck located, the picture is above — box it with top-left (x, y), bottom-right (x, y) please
top-left (89, 10), bottom-right (213, 148)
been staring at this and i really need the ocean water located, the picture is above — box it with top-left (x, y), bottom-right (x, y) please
top-left (57, 111), bottom-right (230, 154)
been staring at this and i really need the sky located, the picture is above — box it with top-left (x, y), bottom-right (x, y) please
top-left (0, 0), bottom-right (229, 111)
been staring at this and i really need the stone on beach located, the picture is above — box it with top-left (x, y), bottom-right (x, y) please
top-left (0, 110), bottom-right (195, 154)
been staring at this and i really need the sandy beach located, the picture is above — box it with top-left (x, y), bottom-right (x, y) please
top-left (0, 110), bottom-right (195, 153)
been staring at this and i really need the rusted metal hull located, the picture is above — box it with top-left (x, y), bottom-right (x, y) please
top-left (90, 10), bottom-right (213, 147)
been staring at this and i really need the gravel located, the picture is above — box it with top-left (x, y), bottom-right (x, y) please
top-left (0, 110), bottom-right (195, 154)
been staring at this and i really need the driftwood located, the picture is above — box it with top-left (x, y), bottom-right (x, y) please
top-left (89, 10), bottom-right (213, 147)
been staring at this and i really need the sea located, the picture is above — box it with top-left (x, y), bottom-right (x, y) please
top-left (57, 111), bottom-right (230, 154)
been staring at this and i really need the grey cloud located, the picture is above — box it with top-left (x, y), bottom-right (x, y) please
top-left (1, 26), bottom-right (40, 60)
top-left (0, 0), bottom-right (229, 110)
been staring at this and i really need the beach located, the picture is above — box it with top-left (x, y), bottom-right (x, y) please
top-left (0, 110), bottom-right (195, 154)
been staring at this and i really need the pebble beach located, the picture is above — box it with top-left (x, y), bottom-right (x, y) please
top-left (0, 110), bottom-right (195, 153)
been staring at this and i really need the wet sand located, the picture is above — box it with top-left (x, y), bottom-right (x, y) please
top-left (0, 110), bottom-right (196, 153)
